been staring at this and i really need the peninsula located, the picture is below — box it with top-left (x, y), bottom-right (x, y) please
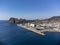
top-left (8, 16), bottom-right (60, 36)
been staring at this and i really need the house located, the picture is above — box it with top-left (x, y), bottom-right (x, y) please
top-left (29, 23), bottom-right (35, 27)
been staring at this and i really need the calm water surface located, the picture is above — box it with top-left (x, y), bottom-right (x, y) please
top-left (0, 21), bottom-right (60, 45)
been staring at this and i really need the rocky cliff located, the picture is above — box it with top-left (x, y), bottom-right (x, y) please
top-left (8, 17), bottom-right (29, 24)
top-left (8, 16), bottom-right (60, 24)
top-left (8, 17), bottom-right (20, 24)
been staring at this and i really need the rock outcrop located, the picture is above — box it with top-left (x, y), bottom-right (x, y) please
top-left (8, 18), bottom-right (15, 24)
top-left (8, 17), bottom-right (20, 24)
top-left (8, 17), bottom-right (29, 24)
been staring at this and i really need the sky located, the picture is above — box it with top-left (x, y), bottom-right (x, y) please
top-left (0, 0), bottom-right (60, 20)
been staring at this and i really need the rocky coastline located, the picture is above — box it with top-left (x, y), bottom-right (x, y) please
top-left (8, 16), bottom-right (60, 36)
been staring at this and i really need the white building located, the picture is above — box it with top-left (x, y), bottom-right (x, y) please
top-left (36, 22), bottom-right (60, 30)
top-left (29, 23), bottom-right (35, 27)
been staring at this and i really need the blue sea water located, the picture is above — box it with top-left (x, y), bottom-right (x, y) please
top-left (0, 21), bottom-right (60, 45)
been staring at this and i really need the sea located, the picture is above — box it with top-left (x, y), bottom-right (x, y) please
top-left (0, 20), bottom-right (60, 45)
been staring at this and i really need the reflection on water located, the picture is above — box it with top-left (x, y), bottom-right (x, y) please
top-left (0, 21), bottom-right (60, 45)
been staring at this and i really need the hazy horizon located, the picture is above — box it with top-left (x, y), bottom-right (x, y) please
top-left (0, 0), bottom-right (60, 20)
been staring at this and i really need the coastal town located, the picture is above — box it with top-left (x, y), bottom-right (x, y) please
top-left (17, 22), bottom-right (60, 36)
top-left (9, 16), bottom-right (60, 36)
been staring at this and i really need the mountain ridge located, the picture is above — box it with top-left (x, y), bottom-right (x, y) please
top-left (8, 16), bottom-right (60, 24)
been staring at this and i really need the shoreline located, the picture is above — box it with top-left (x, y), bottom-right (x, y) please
top-left (17, 24), bottom-right (60, 36)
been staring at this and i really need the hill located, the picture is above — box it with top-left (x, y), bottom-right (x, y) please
top-left (8, 16), bottom-right (60, 24)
